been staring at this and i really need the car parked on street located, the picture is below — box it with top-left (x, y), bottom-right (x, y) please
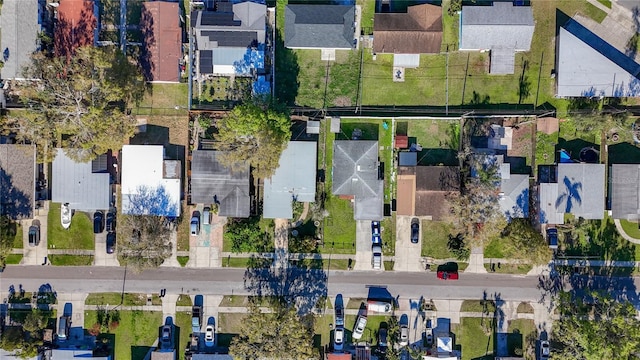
top-left (352, 315), bottom-right (367, 340)
top-left (93, 211), bottom-right (104, 233)
top-left (28, 225), bottom-right (40, 247)
top-left (334, 327), bottom-right (344, 351)
top-left (106, 232), bottom-right (116, 254)
top-left (411, 218), bottom-right (420, 243)
top-left (437, 270), bottom-right (459, 280)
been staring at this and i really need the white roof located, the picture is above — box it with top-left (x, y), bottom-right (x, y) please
top-left (393, 54), bottom-right (420, 68)
top-left (539, 183), bottom-right (564, 225)
top-left (121, 145), bottom-right (181, 216)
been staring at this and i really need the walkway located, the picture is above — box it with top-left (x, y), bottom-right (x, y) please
top-left (466, 246), bottom-right (487, 274)
top-left (273, 219), bottom-right (289, 270)
top-left (614, 219), bottom-right (640, 245)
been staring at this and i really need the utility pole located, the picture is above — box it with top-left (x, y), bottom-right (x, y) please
top-left (446, 45), bottom-right (449, 116)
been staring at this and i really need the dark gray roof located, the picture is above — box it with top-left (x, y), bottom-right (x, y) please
top-left (332, 140), bottom-right (383, 220)
top-left (0, 144), bottom-right (36, 219)
top-left (191, 150), bottom-right (250, 218)
top-left (0, 0), bottom-right (44, 79)
top-left (263, 141), bottom-right (317, 219)
top-left (460, 2), bottom-right (534, 51)
top-left (556, 18), bottom-right (640, 97)
top-left (51, 148), bottom-right (111, 211)
top-left (285, 4), bottom-right (355, 49)
top-left (611, 164), bottom-right (640, 220)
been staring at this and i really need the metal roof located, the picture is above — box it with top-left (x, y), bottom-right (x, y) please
top-left (284, 4), bottom-right (355, 49)
top-left (459, 2), bottom-right (533, 51)
top-left (611, 164), bottom-right (640, 220)
top-left (263, 141), bottom-right (317, 219)
top-left (190, 150), bottom-right (250, 218)
top-left (332, 140), bottom-right (383, 220)
top-left (51, 148), bottom-right (110, 211)
top-left (0, 0), bottom-right (43, 79)
top-left (556, 18), bottom-right (640, 97)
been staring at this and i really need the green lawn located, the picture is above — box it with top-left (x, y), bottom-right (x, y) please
top-left (85, 310), bottom-right (162, 360)
top-left (137, 83), bottom-right (188, 111)
top-left (13, 224), bottom-right (23, 248)
top-left (358, 0), bottom-right (375, 33)
top-left (597, 0), bottom-right (612, 8)
top-left (49, 255), bottom-right (94, 266)
top-left (517, 302), bottom-right (534, 314)
top-left (421, 221), bottom-right (455, 258)
top-left (217, 313), bottom-right (244, 347)
top-left (441, 0), bottom-right (459, 51)
top-left (381, 214), bottom-right (395, 256)
top-left (484, 263), bottom-right (533, 274)
top-left (176, 209), bottom-right (190, 252)
top-left (620, 220), bottom-right (640, 240)
top-left (176, 294), bottom-right (192, 307)
top-left (535, 131), bottom-right (559, 167)
top-left (47, 203), bottom-right (95, 250)
top-left (85, 293), bottom-right (162, 306)
top-left (460, 300), bottom-right (496, 313)
top-left (322, 197), bottom-right (356, 254)
top-left (175, 311), bottom-right (192, 360)
top-left (453, 317), bottom-right (495, 360)
top-left (484, 237), bottom-right (504, 258)
top-left (5, 254), bottom-right (23, 264)
top-left (222, 256), bottom-right (272, 268)
top-left (344, 315), bottom-right (388, 346)
top-left (560, 214), bottom-right (640, 261)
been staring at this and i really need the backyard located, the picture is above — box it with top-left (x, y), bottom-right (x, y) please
top-left (47, 203), bottom-right (94, 250)
top-left (135, 83), bottom-right (188, 115)
top-left (399, 119), bottom-right (460, 166)
top-left (193, 77), bottom-right (253, 106)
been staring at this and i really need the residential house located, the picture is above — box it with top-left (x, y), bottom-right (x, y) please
top-left (423, 318), bottom-right (460, 360)
top-left (556, 16), bottom-right (640, 97)
top-left (0, 144), bottom-right (36, 220)
top-left (0, 0), bottom-right (48, 80)
top-left (190, 150), bottom-right (250, 218)
top-left (459, 2), bottom-right (534, 74)
top-left (54, 0), bottom-right (99, 58)
top-left (397, 165), bottom-right (460, 220)
top-left (373, 4), bottom-right (442, 68)
top-left (263, 141), bottom-right (317, 219)
top-left (191, 1), bottom-right (266, 78)
top-left (121, 145), bottom-right (181, 217)
top-left (43, 322), bottom-right (110, 359)
top-left (332, 140), bottom-right (383, 221)
top-left (140, 1), bottom-right (182, 83)
top-left (538, 163), bottom-right (605, 224)
top-left (51, 149), bottom-right (111, 211)
top-left (611, 164), bottom-right (640, 220)
top-left (285, 4), bottom-right (356, 50)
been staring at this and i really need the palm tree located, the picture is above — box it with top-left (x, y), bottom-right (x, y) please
top-left (555, 176), bottom-right (583, 213)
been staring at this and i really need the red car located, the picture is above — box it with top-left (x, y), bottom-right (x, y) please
top-left (437, 271), bottom-right (459, 280)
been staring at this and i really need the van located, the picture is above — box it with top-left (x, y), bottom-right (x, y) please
top-left (57, 316), bottom-right (69, 341)
top-left (367, 300), bottom-right (392, 314)
top-left (203, 207), bottom-right (211, 225)
top-left (372, 245), bottom-right (382, 270)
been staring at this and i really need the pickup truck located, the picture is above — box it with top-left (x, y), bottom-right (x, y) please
top-left (192, 305), bottom-right (202, 334)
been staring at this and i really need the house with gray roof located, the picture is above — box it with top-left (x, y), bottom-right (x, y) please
top-left (51, 148), bottom-right (111, 211)
top-left (556, 16), bottom-right (640, 97)
top-left (332, 140), bottom-right (383, 221)
top-left (538, 163), bottom-right (605, 224)
top-left (285, 4), bottom-right (355, 50)
top-left (0, 144), bottom-right (36, 220)
top-left (191, 1), bottom-right (266, 78)
top-left (459, 2), bottom-right (534, 74)
top-left (499, 163), bottom-right (529, 221)
top-left (0, 0), bottom-right (47, 79)
top-left (263, 141), bottom-right (317, 219)
top-left (611, 164), bottom-right (640, 220)
top-left (190, 150), bottom-right (250, 218)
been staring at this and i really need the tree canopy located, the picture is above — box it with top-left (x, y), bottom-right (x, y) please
top-left (229, 301), bottom-right (316, 360)
top-left (118, 215), bottom-right (172, 272)
top-left (0, 216), bottom-right (19, 268)
top-left (552, 291), bottom-right (640, 359)
top-left (11, 46), bottom-right (145, 162)
top-left (499, 219), bottom-right (552, 265)
top-left (216, 101), bottom-right (291, 179)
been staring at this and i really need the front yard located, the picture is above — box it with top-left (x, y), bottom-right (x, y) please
top-left (47, 203), bottom-right (94, 250)
top-left (452, 317), bottom-right (495, 360)
top-left (421, 220), bottom-right (456, 259)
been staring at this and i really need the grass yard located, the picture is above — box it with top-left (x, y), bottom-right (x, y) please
top-left (322, 197), bottom-right (356, 254)
top-left (620, 219), bottom-right (640, 240)
top-left (460, 300), bottom-right (496, 313)
top-left (535, 131), bottom-right (559, 167)
top-left (484, 263), bottom-right (533, 274)
top-left (314, 313), bottom-right (334, 350)
top-left (289, 258), bottom-right (351, 270)
top-left (85, 310), bottom-right (162, 360)
top-left (5, 254), bottom-right (23, 264)
top-left (382, 214), bottom-right (395, 256)
top-left (453, 317), bottom-right (495, 360)
top-left (49, 255), bottom-right (94, 266)
top-left (560, 214), bottom-right (640, 261)
top-left (358, 0), bottom-right (375, 33)
top-left (194, 77), bottom-right (252, 105)
top-left (175, 311), bottom-right (192, 360)
top-left (344, 314), bottom-right (388, 346)
top-left (557, 118), bottom-right (602, 159)
top-left (177, 202), bottom-right (190, 252)
top-left (400, 119), bottom-right (460, 166)
top-left (47, 203), bottom-right (94, 250)
top-left (217, 313), bottom-right (245, 347)
top-left (517, 302), bottom-right (534, 314)
top-left (421, 221), bottom-right (456, 259)
top-left (597, 0), bottom-right (612, 8)
top-left (137, 83), bottom-right (188, 114)
top-left (13, 224), bottom-right (23, 248)
top-left (85, 293), bottom-right (162, 306)
top-left (176, 294), bottom-right (192, 307)
top-left (177, 256), bottom-right (189, 267)
top-left (441, 0), bottom-right (459, 51)
top-left (507, 319), bottom-right (537, 357)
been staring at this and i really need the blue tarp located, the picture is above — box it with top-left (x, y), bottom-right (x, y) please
top-left (559, 149), bottom-right (572, 163)
top-left (253, 75), bottom-right (271, 95)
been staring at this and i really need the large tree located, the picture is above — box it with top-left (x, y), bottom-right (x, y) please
top-left (216, 101), bottom-right (291, 179)
top-left (552, 291), bottom-right (640, 359)
top-left (117, 215), bottom-right (172, 272)
top-left (229, 301), bottom-right (315, 359)
top-left (11, 46), bottom-right (145, 162)
top-left (499, 219), bottom-right (552, 265)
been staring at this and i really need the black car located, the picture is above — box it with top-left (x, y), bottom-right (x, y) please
top-left (546, 228), bottom-right (558, 249)
top-left (28, 225), bottom-right (40, 247)
top-left (93, 211), bottom-right (104, 234)
top-left (411, 218), bottom-right (420, 244)
top-left (105, 212), bottom-right (115, 232)
top-left (106, 232), bottom-right (116, 254)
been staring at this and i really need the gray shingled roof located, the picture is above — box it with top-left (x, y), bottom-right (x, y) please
top-left (191, 150), bottom-right (250, 218)
top-left (499, 173), bottom-right (529, 220)
top-left (0, 144), bottom-right (36, 219)
top-left (0, 0), bottom-right (43, 79)
top-left (51, 148), bottom-right (111, 211)
top-left (611, 164), bottom-right (640, 220)
top-left (285, 4), bottom-right (355, 49)
top-left (556, 163), bottom-right (605, 220)
top-left (263, 141), bottom-right (317, 219)
top-left (459, 2), bottom-right (534, 51)
top-left (332, 140), bottom-right (383, 220)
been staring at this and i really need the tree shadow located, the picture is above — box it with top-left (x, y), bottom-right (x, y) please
top-left (517, 59), bottom-right (531, 104)
top-left (555, 138), bottom-right (599, 163)
top-left (54, 0), bottom-right (97, 58)
top-left (417, 148), bottom-right (459, 166)
top-left (625, 7), bottom-right (640, 59)
top-left (469, 91), bottom-right (491, 105)
top-left (274, 28), bottom-right (300, 105)
top-left (0, 146), bottom-right (36, 220)
top-left (608, 142), bottom-right (640, 164)
top-left (139, 3), bottom-right (157, 82)
top-left (554, 176), bottom-right (582, 214)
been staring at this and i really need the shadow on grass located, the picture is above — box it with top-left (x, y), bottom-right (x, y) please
top-left (608, 142), bottom-right (640, 164)
top-left (274, 28), bottom-right (300, 105)
top-left (336, 122), bottom-right (379, 141)
top-left (131, 346), bottom-right (152, 360)
top-left (555, 138), bottom-right (599, 162)
top-left (417, 148), bottom-right (458, 166)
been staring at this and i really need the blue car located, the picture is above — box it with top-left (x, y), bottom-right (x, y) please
top-left (372, 221), bottom-right (382, 244)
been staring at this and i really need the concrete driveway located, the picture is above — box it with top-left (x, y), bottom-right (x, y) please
top-left (354, 220), bottom-right (378, 270)
top-left (93, 231), bottom-right (120, 266)
top-left (187, 205), bottom-right (225, 268)
top-left (21, 208), bottom-right (49, 265)
top-left (394, 216), bottom-right (423, 272)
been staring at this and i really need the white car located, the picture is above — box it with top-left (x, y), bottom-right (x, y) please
top-left (540, 340), bottom-right (550, 359)
top-left (352, 315), bottom-right (367, 340)
top-left (398, 323), bottom-right (409, 346)
top-left (205, 325), bottom-right (215, 347)
top-left (334, 327), bottom-right (344, 351)
top-left (425, 328), bottom-right (433, 346)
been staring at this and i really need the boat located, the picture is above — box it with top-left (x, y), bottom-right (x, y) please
top-left (61, 203), bottom-right (72, 229)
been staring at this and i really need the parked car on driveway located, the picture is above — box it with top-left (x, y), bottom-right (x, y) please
top-left (106, 232), bottom-right (116, 254)
top-left (204, 325), bottom-right (215, 347)
top-left (372, 245), bottom-right (382, 270)
top-left (203, 207), bottom-right (211, 225)
top-left (335, 294), bottom-right (344, 327)
top-left (28, 225), bottom-right (40, 247)
top-left (540, 340), bottom-right (550, 359)
top-left (371, 221), bottom-right (381, 243)
top-left (398, 323), bottom-right (409, 346)
top-left (378, 325), bottom-right (388, 349)
top-left (546, 228), bottom-right (558, 249)
top-left (190, 213), bottom-right (200, 236)
top-left (334, 327), bottom-right (344, 351)
top-left (352, 315), bottom-right (367, 340)
top-left (106, 212), bottom-right (115, 232)
top-left (93, 211), bottom-right (104, 233)
top-left (411, 218), bottom-right (419, 243)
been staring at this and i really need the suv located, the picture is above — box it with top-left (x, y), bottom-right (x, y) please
top-left (546, 228), bottom-right (558, 249)
top-left (190, 213), bottom-right (200, 236)
top-left (28, 225), bottom-right (40, 247)
top-left (371, 221), bottom-right (381, 244)
top-left (93, 211), bottom-right (104, 233)
top-left (106, 232), bottom-right (116, 254)
top-left (411, 218), bottom-right (419, 243)
top-left (372, 244), bottom-right (382, 270)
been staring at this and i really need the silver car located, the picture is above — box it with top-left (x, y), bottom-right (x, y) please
top-left (398, 323), bottom-right (409, 346)
top-left (352, 315), bottom-right (367, 340)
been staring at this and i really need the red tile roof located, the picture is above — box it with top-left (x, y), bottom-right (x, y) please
top-left (55, 0), bottom-right (97, 58)
top-left (140, 1), bottom-right (182, 82)
top-left (395, 135), bottom-right (409, 149)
